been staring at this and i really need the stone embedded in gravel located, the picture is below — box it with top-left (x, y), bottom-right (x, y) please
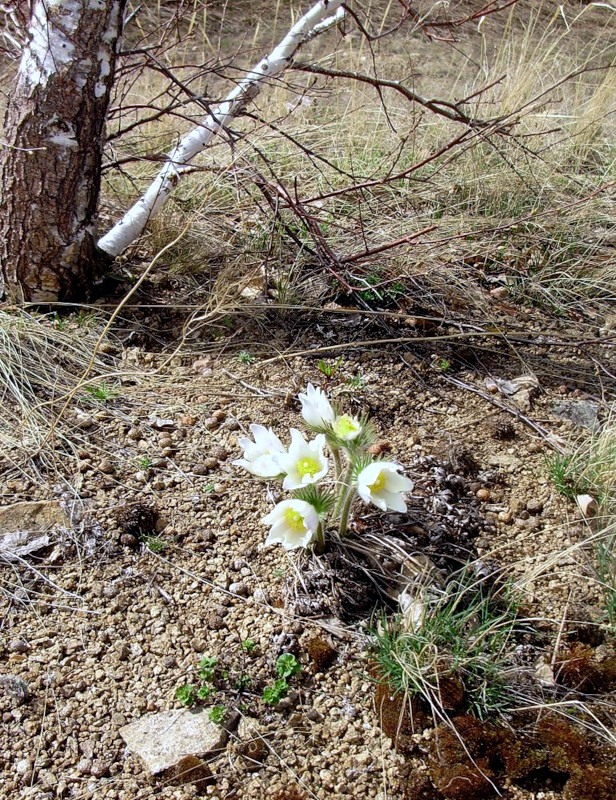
top-left (229, 582), bottom-right (247, 596)
top-left (0, 675), bottom-right (30, 706)
top-left (553, 399), bottom-right (599, 430)
top-left (119, 708), bottom-right (230, 775)
top-left (526, 498), bottom-right (544, 515)
top-left (0, 500), bottom-right (68, 534)
top-left (98, 459), bottom-right (115, 475)
top-left (8, 639), bottom-right (29, 654)
top-left (90, 759), bottom-right (110, 778)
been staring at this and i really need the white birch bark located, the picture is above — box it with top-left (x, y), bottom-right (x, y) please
top-left (97, 0), bottom-right (345, 257)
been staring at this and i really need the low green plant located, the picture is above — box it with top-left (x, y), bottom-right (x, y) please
top-left (176, 684), bottom-right (196, 707)
top-left (208, 705), bottom-right (227, 724)
top-left (144, 535), bottom-right (166, 553)
top-left (198, 656), bottom-right (218, 682)
top-left (261, 653), bottom-right (302, 706)
top-left (275, 653), bottom-right (301, 679)
top-left (262, 678), bottom-right (290, 706)
top-left (236, 350), bottom-right (256, 364)
top-left (317, 357), bottom-right (342, 378)
top-left (84, 382), bottom-right (118, 402)
top-left (197, 684), bottom-right (213, 701)
top-left (434, 358), bottom-right (451, 373)
top-left (345, 373), bottom-right (366, 390)
top-left (241, 638), bottom-right (257, 654)
top-left (547, 452), bottom-right (583, 499)
top-left (137, 456), bottom-right (152, 470)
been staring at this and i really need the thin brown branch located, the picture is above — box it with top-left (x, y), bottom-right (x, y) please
top-left (292, 62), bottom-right (492, 128)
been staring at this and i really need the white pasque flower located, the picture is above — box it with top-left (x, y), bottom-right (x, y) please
top-left (298, 383), bottom-right (335, 428)
top-left (332, 413), bottom-right (362, 441)
top-left (277, 428), bottom-right (328, 490)
top-left (262, 499), bottom-right (319, 550)
top-left (232, 423), bottom-right (286, 478)
top-left (356, 461), bottom-right (413, 512)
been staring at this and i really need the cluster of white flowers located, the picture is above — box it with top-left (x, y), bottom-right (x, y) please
top-left (233, 384), bottom-right (413, 551)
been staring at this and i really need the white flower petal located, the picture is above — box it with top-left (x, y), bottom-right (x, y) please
top-left (298, 383), bottom-right (335, 428)
top-left (234, 424), bottom-right (287, 478)
top-left (356, 461), bottom-right (412, 513)
top-left (262, 499), bottom-right (319, 551)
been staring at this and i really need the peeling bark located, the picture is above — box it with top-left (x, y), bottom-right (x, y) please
top-left (0, 0), bottom-right (126, 303)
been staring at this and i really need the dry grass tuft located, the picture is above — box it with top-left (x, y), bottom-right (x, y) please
top-left (0, 309), bottom-right (120, 480)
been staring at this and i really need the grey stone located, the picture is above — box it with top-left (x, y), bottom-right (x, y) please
top-left (119, 708), bottom-right (229, 775)
top-left (553, 400), bottom-right (599, 430)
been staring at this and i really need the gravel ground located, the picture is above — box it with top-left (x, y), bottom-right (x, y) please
top-left (1, 351), bottom-right (613, 800)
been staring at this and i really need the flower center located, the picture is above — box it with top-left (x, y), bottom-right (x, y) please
top-left (297, 456), bottom-right (320, 478)
top-left (333, 414), bottom-right (361, 440)
top-left (369, 471), bottom-right (386, 493)
top-left (284, 508), bottom-right (306, 532)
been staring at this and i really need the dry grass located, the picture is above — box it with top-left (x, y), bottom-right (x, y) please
top-left (99, 1), bottom-right (616, 326)
top-left (0, 310), bottom-right (122, 479)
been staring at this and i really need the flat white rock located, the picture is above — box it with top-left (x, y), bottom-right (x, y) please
top-left (119, 709), bottom-right (228, 774)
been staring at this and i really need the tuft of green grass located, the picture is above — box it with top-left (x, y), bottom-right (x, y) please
top-left (144, 535), bottom-right (166, 553)
top-left (371, 574), bottom-right (527, 721)
top-left (84, 382), bottom-right (118, 403)
top-left (547, 452), bottom-right (583, 499)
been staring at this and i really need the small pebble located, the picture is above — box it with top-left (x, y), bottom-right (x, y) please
top-left (204, 418), bottom-right (219, 430)
top-left (476, 489), bottom-right (491, 502)
top-left (229, 582), bottom-right (247, 597)
top-left (212, 410), bottom-right (227, 422)
top-left (99, 459), bottom-right (115, 475)
top-left (526, 498), bottom-right (544, 515)
top-left (90, 760), bottom-right (110, 779)
top-left (8, 640), bottom-right (29, 654)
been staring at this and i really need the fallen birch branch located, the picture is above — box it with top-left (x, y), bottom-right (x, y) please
top-left (98, 0), bottom-right (345, 257)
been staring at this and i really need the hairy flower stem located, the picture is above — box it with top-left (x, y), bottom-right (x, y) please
top-left (315, 522), bottom-right (325, 554)
top-left (331, 445), bottom-right (342, 482)
top-left (338, 485), bottom-right (357, 538)
top-left (334, 461), bottom-right (353, 517)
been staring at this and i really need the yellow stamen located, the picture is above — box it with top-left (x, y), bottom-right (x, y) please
top-left (369, 471), bottom-right (386, 493)
top-left (284, 509), bottom-right (306, 532)
top-left (297, 456), bottom-right (320, 478)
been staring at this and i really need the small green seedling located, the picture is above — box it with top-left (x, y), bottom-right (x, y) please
top-left (434, 358), bottom-right (451, 373)
top-left (346, 373), bottom-right (366, 390)
top-left (208, 705), bottom-right (226, 724)
top-left (176, 684), bottom-right (196, 707)
top-left (137, 456), bottom-right (152, 470)
top-left (241, 639), bottom-right (257, 654)
top-left (198, 656), bottom-right (218, 682)
top-left (144, 535), bottom-right (166, 553)
top-left (236, 350), bottom-right (256, 364)
top-left (84, 382), bottom-right (117, 402)
top-left (262, 678), bottom-right (289, 706)
top-left (317, 357), bottom-right (343, 378)
top-left (276, 653), bottom-right (301, 679)
top-left (197, 685), bottom-right (213, 701)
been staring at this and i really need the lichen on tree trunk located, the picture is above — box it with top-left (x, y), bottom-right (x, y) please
top-left (0, 0), bottom-right (126, 303)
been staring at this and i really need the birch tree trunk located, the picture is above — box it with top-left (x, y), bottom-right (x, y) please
top-left (0, 0), bottom-right (126, 303)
